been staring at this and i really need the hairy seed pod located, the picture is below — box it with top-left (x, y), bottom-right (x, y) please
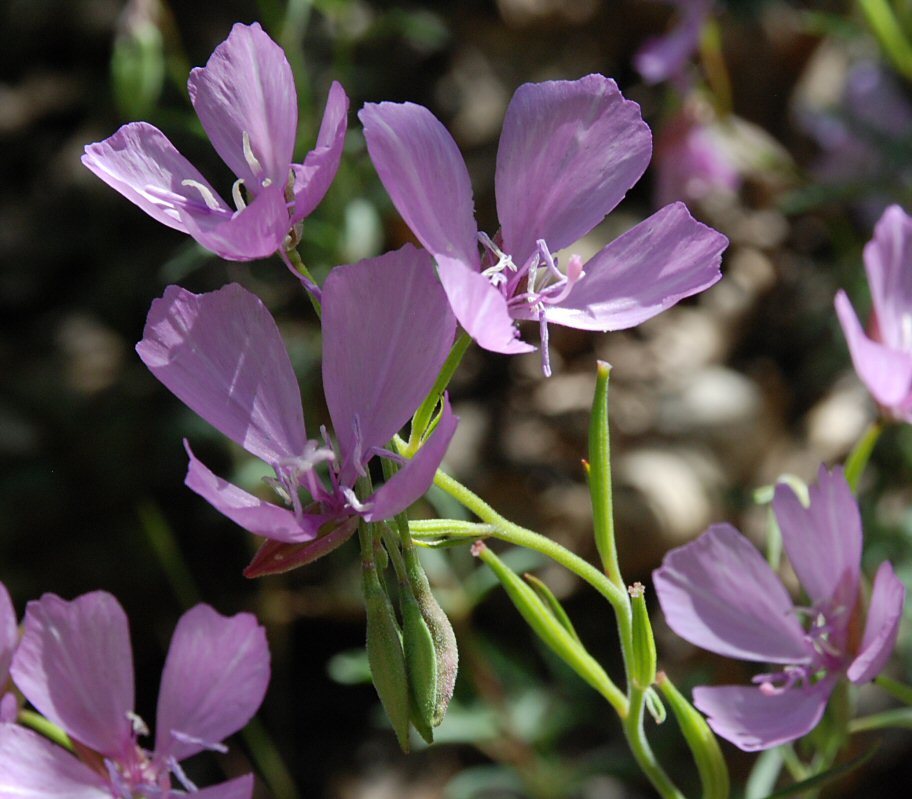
top-left (401, 585), bottom-right (436, 743)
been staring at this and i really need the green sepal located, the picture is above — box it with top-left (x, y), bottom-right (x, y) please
top-left (400, 582), bottom-right (436, 743)
top-left (628, 582), bottom-right (657, 690)
top-left (656, 672), bottom-right (729, 799)
top-left (588, 361), bottom-right (621, 586)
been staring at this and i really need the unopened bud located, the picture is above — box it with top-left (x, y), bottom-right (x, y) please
top-left (629, 582), bottom-right (657, 690)
top-left (401, 585), bottom-right (436, 743)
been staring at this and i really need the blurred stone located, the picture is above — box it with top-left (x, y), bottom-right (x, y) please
top-left (446, 401), bottom-right (491, 478)
top-left (497, 0), bottom-right (599, 27)
top-left (56, 314), bottom-right (126, 395)
top-left (438, 48), bottom-right (509, 145)
top-left (659, 366), bottom-right (762, 433)
top-left (806, 378), bottom-right (871, 461)
top-left (533, 371), bottom-right (596, 415)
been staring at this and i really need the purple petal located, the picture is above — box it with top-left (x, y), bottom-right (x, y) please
top-left (653, 524), bottom-right (810, 664)
top-left (835, 290), bottom-right (912, 410)
top-left (359, 101), bottom-right (480, 269)
top-left (538, 202), bottom-right (726, 330)
top-left (291, 81), bottom-right (349, 223)
top-left (322, 245), bottom-right (457, 475)
top-left (137, 284), bottom-right (307, 465)
top-left (243, 517), bottom-right (360, 578)
top-left (179, 183), bottom-right (290, 261)
top-left (847, 561), bottom-right (906, 683)
top-left (155, 605), bottom-right (269, 761)
top-left (495, 75), bottom-right (652, 265)
top-left (191, 775), bottom-right (255, 799)
top-left (438, 255), bottom-right (535, 354)
top-left (188, 22), bottom-right (296, 187)
top-left (773, 466), bottom-right (862, 607)
top-left (634, 0), bottom-right (712, 85)
top-left (693, 679), bottom-right (835, 751)
top-left (364, 398), bottom-right (458, 522)
top-left (864, 205), bottom-right (912, 352)
top-left (0, 725), bottom-right (109, 798)
top-left (11, 592), bottom-right (134, 759)
top-left (0, 582), bottom-right (16, 686)
top-left (184, 443), bottom-right (323, 543)
top-left (82, 122), bottom-right (231, 232)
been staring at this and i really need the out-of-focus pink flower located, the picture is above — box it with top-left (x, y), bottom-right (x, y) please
top-left (1, 592), bottom-right (270, 797)
top-left (635, 0), bottom-right (713, 86)
top-left (654, 466), bottom-right (905, 751)
top-left (836, 205), bottom-right (912, 422)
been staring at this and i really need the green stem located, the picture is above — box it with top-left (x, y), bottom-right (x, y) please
top-left (407, 331), bottom-right (472, 453)
top-left (428, 467), bottom-right (629, 616)
top-left (700, 18), bottom-right (733, 116)
top-left (849, 706), bottom-right (912, 732)
top-left (18, 710), bottom-right (74, 752)
top-left (875, 673), bottom-right (912, 705)
top-left (409, 519), bottom-right (496, 539)
top-left (624, 686), bottom-right (687, 799)
top-left (859, 0), bottom-right (912, 80)
top-left (284, 248), bottom-right (322, 319)
top-left (844, 420), bottom-right (883, 492)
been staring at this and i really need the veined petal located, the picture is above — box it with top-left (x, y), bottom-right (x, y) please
top-left (540, 203), bottom-right (725, 330)
top-left (653, 524), bottom-right (810, 664)
top-left (184, 444), bottom-right (322, 543)
top-left (438, 255), bottom-right (535, 354)
top-left (847, 561), bottom-right (906, 684)
top-left (155, 605), bottom-right (269, 761)
top-left (634, 0), bottom-right (712, 85)
top-left (0, 582), bottom-right (16, 686)
top-left (364, 398), bottom-right (458, 522)
top-left (0, 725), bottom-right (109, 799)
top-left (186, 774), bottom-right (255, 799)
top-left (495, 75), bottom-right (652, 265)
top-left (864, 205), bottom-right (912, 352)
top-left (835, 290), bottom-right (912, 409)
top-left (82, 122), bottom-right (231, 232)
top-left (359, 101), bottom-right (480, 269)
top-left (291, 81), bottom-right (349, 223)
top-left (243, 517), bottom-right (360, 578)
top-left (137, 284), bottom-right (308, 465)
top-left (322, 245), bottom-right (457, 475)
top-left (179, 183), bottom-right (290, 261)
top-left (11, 592), bottom-right (134, 759)
top-left (773, 466), bottom-right (862, 608)
top-left (188, 22), bottom-right (296, 187)
top-left (693, 679), bottom-right (835, 751)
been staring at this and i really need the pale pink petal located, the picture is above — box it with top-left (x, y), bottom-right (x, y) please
top-left (322, 245), bottom-right (457, 477)
top-left (495, 75), bottom-right (652, 265)
top-left (693, 679), bottom-right (835, 751)
top-left (773, 466), bottom-right (862, 607)
top-left (0, 582), bottom-right (16, 686)
top-left (82, 122), bottom-right (231, 232)
top-left (835, 290), bottom-right (912, 409)
top-left (188, 22), bottom-right (296, 187)
top-left (155, 605), bottom-right (269, 761)
top-left (438, 255), bottom-right (534, 354)
top-left (634, 0), bottom-right (712, 85)
top-left (864, 205), bottom-right (912, 351)
top-left (0, 725), bottom-right (109, 798)
top-left (848, 561), bottom-right (906, 683)
top-left (0, 693), bottom-right (17, 722)
top-left (11, 592), bottom-right (134, 759)
top-left (184, 444), bottom-right (323, 543)
top-left (137, 284), bottom-right (308, 465)
top-left (538, 203), bottom-right (725, 330)
top-left (364, 399), bottom-right (458, 522)
top-left (359, 101), bottom-right (479, 269)
top-left (189, 774), bottom-right (255, 799)
top-left (653, 524), bottom-right (810, 664)
top-left (291, 81), bottom-right (349, 222)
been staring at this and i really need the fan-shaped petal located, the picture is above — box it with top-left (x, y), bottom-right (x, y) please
top-left (847, 561), bottom-right (906, 684)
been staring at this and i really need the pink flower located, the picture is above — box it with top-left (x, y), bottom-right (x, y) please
top-left (0, 583), bottom-right (18, 723)
top-left (0, 592), bottom-right (270, 797)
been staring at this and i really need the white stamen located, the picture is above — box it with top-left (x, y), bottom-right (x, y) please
top-left (127, 711), bottom-right (150, 737)
top-left (261, 177), bottom-right (273, 188)
top-left (243, 130), bottom-right (263, 176)
top-left (180, 179), bottom-right (222, 210)
top-left (478, 231), bottom-right (517, 282)
top-left (231, 178), bottom-right (247, 211)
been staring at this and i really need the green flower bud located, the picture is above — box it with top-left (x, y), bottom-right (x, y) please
top-left (401, 584), bottom-right (436, 743)
top-left (628, 582), bottom-right (657, 690)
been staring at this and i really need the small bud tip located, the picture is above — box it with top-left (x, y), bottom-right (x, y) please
top-left (628, 581), bottom-right (645, 599)
top-left (470, 540), bottom-right (487, 557)
top-left (596, 360), bottom-right (612, 376)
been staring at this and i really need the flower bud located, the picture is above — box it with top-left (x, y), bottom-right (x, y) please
top-left (628, 582), bottom-right (657, 689)
top-left (400, 584), bottom-right (436, 743)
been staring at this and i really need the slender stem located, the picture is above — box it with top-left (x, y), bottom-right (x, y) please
top-left (875, 673), bottom-right (912, 705)
top-left (409, 519), bottom-right (496, 539)
top-left (429, 468), bottom-right (629, 614)
top-left (849, 707), bottom-right (912, 733)
top-left (624, 686), bottom-right (687, 799)
top-left (407, 331), bottom-right (472, 453)
top-left (780, 744), bottom-right (809, 782)
top-left (844, 420), bottom-right (883, 492)
top-left (282, 248), bottom-right (322, 319)
top-left (699, 19), bottom-right (733, 116)
top-left (18, 710), bottom-right (74, 752)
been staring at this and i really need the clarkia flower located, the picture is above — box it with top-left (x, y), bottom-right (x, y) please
top-left (0, 582), bottom-right (18, 723)
top-left (836, 205), bottom-right (912, 422)
top-left (0, 591), bottom-right (269, 797)
top-left (137, 244), bottom-right (458, 576)
top-left (359, 74), bottom-right (727, 375)
top-left (634, 0), bottom-right (713, 86)
top-left (654, 466), bottom-right (906, 751)
top-left (82, 22), bottom-right (348, 262)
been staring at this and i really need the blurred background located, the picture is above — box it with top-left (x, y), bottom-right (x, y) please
top-left (1, 0), bottom-right (911, 796)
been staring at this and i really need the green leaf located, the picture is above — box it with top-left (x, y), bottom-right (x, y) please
top-left (758, 745), bottom-right (879, 799)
